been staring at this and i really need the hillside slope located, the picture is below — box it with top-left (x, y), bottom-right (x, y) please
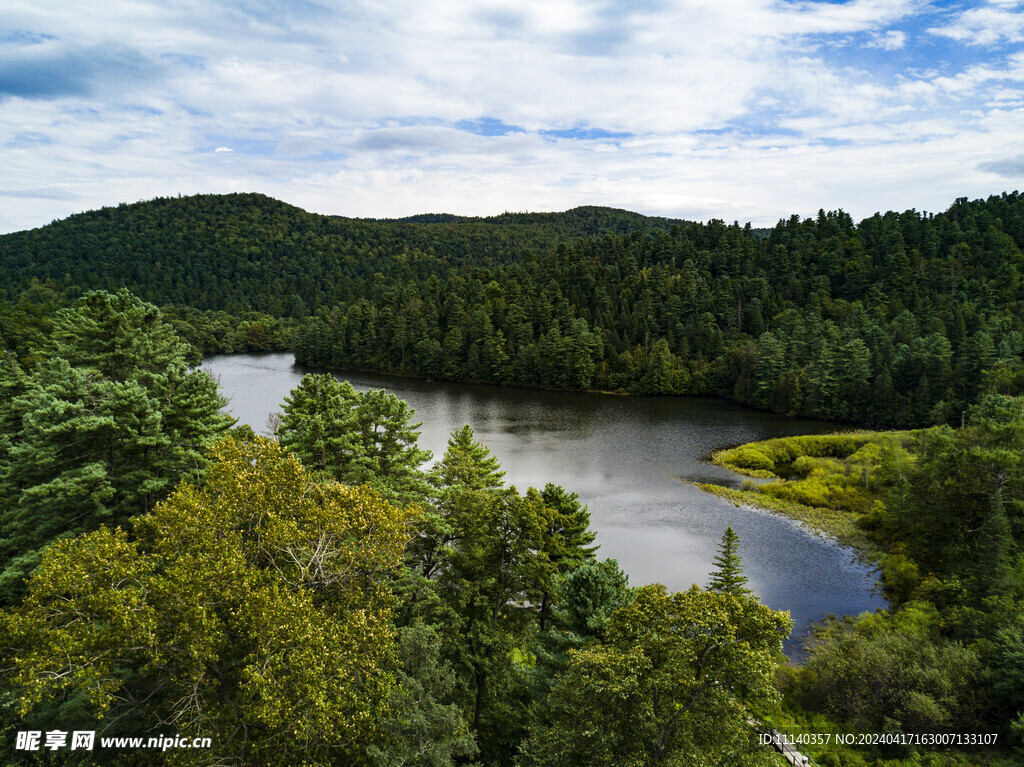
top-left (0, 194), bottom-right (688, 314)
top-left (2, 191), bottom-right (1024, 428)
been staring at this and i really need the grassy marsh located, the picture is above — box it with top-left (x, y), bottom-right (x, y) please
top-left (696, 430), bottom-right (924, 562)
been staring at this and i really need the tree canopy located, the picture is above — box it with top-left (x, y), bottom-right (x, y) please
top-left (1, 437), bottom-right (412, 766)
top-left (0, 289), bottom-right (233, 605)
top-left (276, 373), bottom-right (432, 505)
top-left (520, 584), bottom-right (791, 767)
top-left (4, 192), bottom-right (1024, 429)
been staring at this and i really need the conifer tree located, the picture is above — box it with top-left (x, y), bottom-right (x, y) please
top-left (431, 424), bottom-right (505, 491)
top-left (276, 379), bottom-right (431, 505)
top-left (971, 490), bottom-right (1014, 603)
top-left (368, 623), bottom-right (478, 767)
top-left (277, 373), bottom-right (361, 477)
top-left (708, 526), bottom-right (751, 596)
top-left (556, 557), bottom-right (631, 638)
top-left (536, 483), bottom-right (598, 629)
top-left (0, 290), bottom-right (233, 605)
top-left (351, 389), bottom-right (432, 505)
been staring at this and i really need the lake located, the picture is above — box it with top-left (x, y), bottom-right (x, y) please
top-left (204, 353), bottom-right (885, 653)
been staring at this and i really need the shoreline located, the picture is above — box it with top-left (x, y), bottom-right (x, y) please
top-left (688, 480), bottom-right (883, 565)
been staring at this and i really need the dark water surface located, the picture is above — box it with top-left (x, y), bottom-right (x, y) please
top-left (204, 353), bottom-right (885, 652)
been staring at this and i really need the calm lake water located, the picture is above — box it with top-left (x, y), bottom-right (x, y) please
top-left (204, 353), bottom-right (885, 653)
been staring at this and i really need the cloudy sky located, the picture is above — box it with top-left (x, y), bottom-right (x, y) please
top-left (2, 0), bottom-right (1023, 233)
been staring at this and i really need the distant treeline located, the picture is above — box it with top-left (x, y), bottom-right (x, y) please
top-left (2, 191), bottom-right (1023, 427)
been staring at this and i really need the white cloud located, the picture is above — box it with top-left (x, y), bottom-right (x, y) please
top-left (929, 2), bottom-right (1024, 46)
top-left (0, 0), bottom-right (1021, 233)
top-left (867, 29), bottom-right (906, 49)
top-left (769, 0), bottom-right (920, 35)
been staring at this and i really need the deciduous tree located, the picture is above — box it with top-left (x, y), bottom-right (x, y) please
top-left (520, 584), bottom-right (790, 767)
top-left (1, 437), bottom-right (412, 766)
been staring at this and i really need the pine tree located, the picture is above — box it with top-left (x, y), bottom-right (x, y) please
top-left (277, 379), bottom-right (432, 506)
top-left (368, 623), bottom-right (479, 767)
top-left (277, 373), bottom-right (362, 477)
top-left (708, 526), bottom-right (751, 596)
top-left (351, 389), bottom-right (432, 504)
top-left (539, 483), bottom-right (598, 571)
top-left (970, 490), bottom-right (1013, 603)
top-left (406, 425), bottom-right (504, 590)
top-left (536, 483), bottom-right (599, 629)
top-left (0, 291), bottom-right (233, 605)
top-left (432, 424), bottom-right (505, 491)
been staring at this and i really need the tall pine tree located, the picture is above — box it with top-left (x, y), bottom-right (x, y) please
top-left (708, 526), bottom-right (751, 597)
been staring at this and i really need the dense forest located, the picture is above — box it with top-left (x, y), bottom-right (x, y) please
top-left (2, 191), bottom-right (1023, 428)
top-left (0, 292), bottom-right (791, 766)
top-left (1, 193), bottom-right (1023, 765)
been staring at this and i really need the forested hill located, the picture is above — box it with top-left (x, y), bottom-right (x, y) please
top-left (385, 205), bottom-right (688, 235)
top-left (0, 193), bottom-right (687, 313)
top-left (2, 191), bottom-right (1024, 428)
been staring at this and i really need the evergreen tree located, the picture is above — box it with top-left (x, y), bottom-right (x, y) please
top-left (438, 487), bottom-right (551, 744)
top-left (276, 380), bottom-right (431, 505)
top-left (37, 288), bottom-right (198, 376)
top-left (536, 483), bottom-right (599, 629)
top-left (970, 490), bottom-right (1014, 603)
top-left (556, 557), bottom-right (631, 638)
top-left (277, 373), bottom-right (362, 477)
top-left (408, 425), bottom-right (505, 584)
top-left (369, 623), bottom-right (478, 767)
top-left (431, 424), bottom-right (505, 491)
top-left (0, 290), bottom-right (233, 605)
top-left (351, 389), bottom-right (432, 504)
top-left (708, 526), bottom-right (751, 597)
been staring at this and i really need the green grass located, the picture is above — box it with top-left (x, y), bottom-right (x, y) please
top-left (700, 430), bottom-right (923, 562)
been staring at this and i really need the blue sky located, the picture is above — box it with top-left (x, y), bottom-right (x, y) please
top-left (1, 0), bottom-right (1023, 232)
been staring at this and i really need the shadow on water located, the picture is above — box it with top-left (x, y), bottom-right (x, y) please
top-left (205, 353), bottom-right (886, 657)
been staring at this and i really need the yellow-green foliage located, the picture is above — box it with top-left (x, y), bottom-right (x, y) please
top-left (706, 431), bottom-right (922, 558)
top-left (2, 437), bottom-right (413, 765)
top-left (713, 431), bottom-right (920, 518)
top-left (716, 432), bottom-right (915, 473)
top-left (712, 445), bottom-right (778, 477)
